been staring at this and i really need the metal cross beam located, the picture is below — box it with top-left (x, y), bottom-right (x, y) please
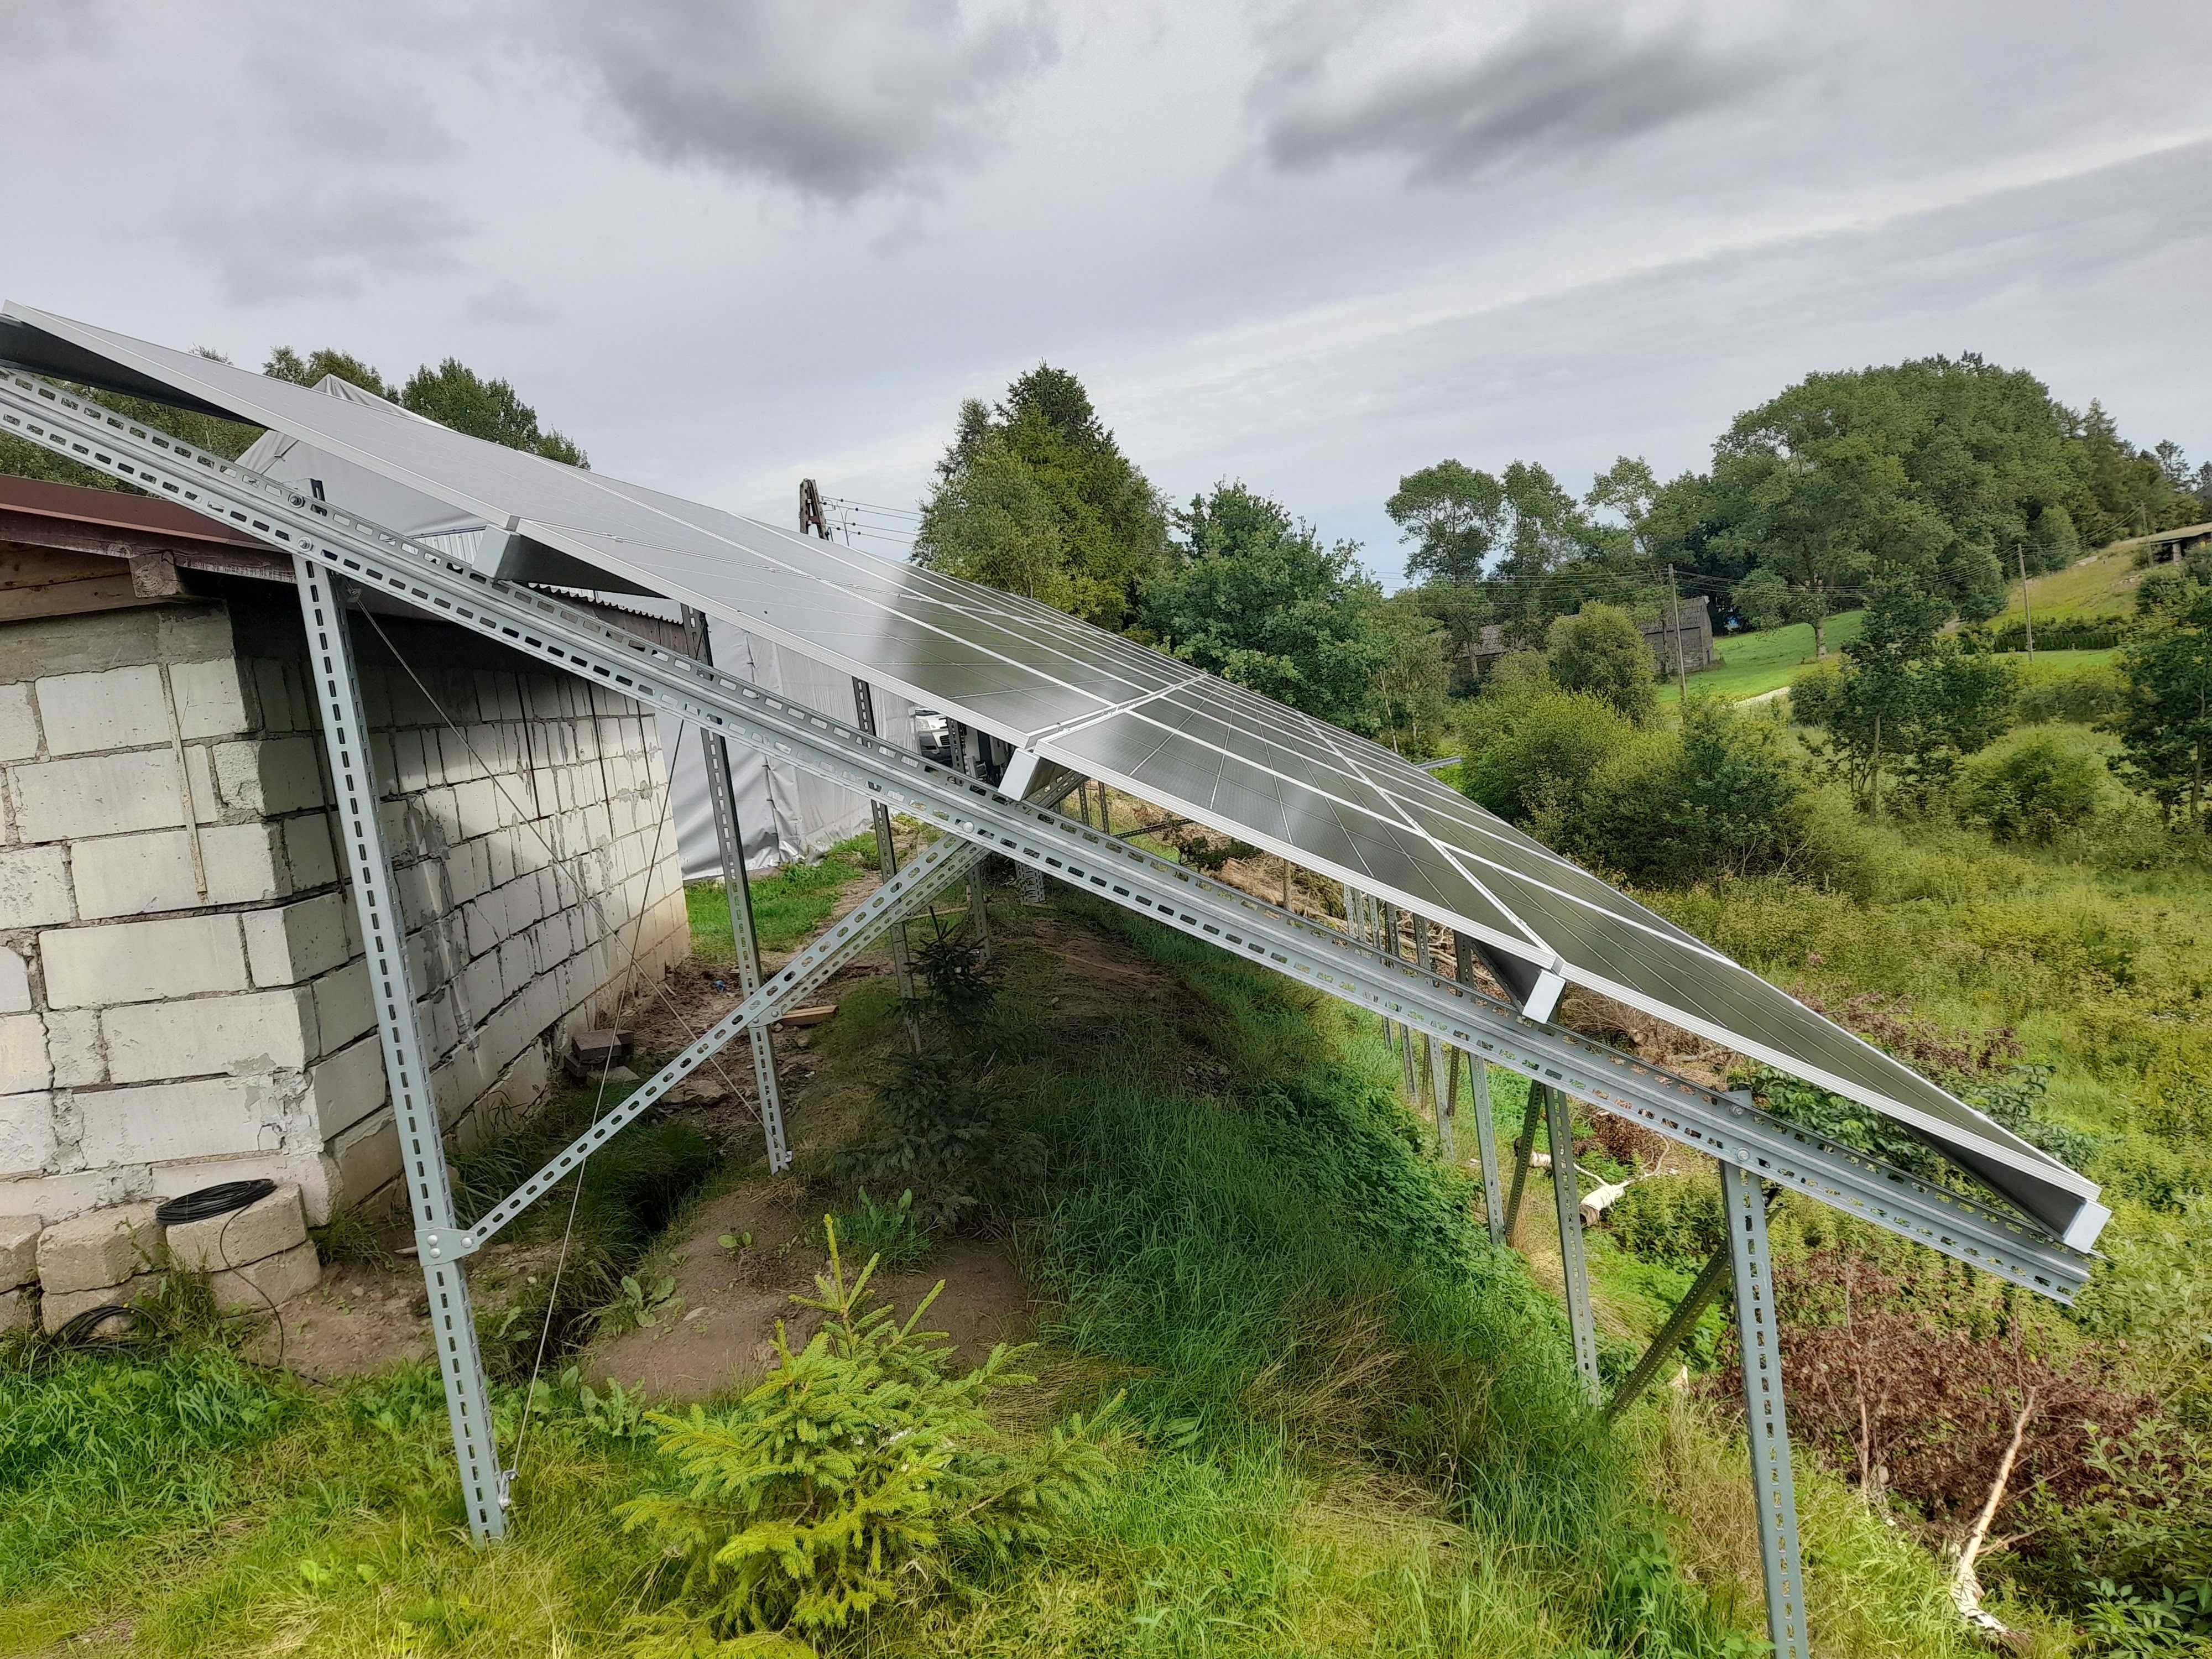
top-left (0, 372), bottom-right (2091, 1301)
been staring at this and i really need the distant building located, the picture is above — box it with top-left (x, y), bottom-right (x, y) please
top-left (2137, 521), bottom-right (2212, 565)
top-left (1458, 595), bottom-right (1715, 683)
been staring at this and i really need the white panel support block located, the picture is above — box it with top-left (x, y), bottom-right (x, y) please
top-left (0, 948), bottom-right (27, 1015)
top-left (70, 823), bottom-right (285, 919)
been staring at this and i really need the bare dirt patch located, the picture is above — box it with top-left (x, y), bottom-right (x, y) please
top-left (588, 1182), bottom-right (1032, 1402)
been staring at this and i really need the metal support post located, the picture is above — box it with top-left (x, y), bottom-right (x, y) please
top-left (294, 559), bottom-right (507, 1540)
top-left (682, 608), bottom-right (788, 1171)
top-left (1381, 902), bottom-right (1417, 1094)
top-left (1547, 1081), bottom-right (1602, 1400)
top-left (1723, 1161), bottom-right (1808, 1659)
top-left (1415, 928), bottom-right (1453, 1159)
top-left (1504, 1083), bottom-right (1542, 1243)
top-left (953, 721), bottom-right (992, 957)
top-left (849, 677), bottom-right (919, 1007)
top-left (1608, 1233), bottom-right (1733, 1420)
top-left (1468, 1056), bottom-right (1507, 1245)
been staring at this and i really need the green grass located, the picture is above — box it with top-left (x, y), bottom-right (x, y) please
top-left (2005, 548), bottom-right (2144, 625)
top-left (1657, 611), bottom-right (1866, 706)
top-left (0, 894), bottom-right (1790, 1658)
top-left (684, 830), bottom-right (874, 959)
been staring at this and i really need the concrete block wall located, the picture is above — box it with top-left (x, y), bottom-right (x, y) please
top-left (0, 591), bottom-right (688, 1227)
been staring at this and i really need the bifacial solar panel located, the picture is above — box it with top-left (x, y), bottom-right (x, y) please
top-left (0, 302), bottom-right (2102, 1244)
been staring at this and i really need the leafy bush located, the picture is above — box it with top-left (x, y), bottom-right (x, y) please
top-left (2015, 662), bottom-right (2127, 724)
top-left (1604, 1174), bottom-right (1726, 1269)
top-left (1987, 617), bottom-right (2129, 651)
top-left (1546, 603), bottom-right (1656, 723)
top-left (1961, 736), bottom-right (2105, 843)
top-left (1458, 686), bottom-right (1636, 825)
top-left (838, 1051), bottom-right (1044, 1230)
top-left (619, 1226), bottom-right (1118, 1647)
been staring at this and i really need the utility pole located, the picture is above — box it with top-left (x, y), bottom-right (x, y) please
top-left (1667, 565), bottom-right (1690, 699)
top-left (2015, 541), bottom-right (2035, 661)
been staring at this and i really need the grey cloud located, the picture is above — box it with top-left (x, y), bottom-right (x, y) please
top-left (0, 1), bottom-right (110, 62)
top-left (541, 0), bottom-right (1058, 202)
top-left (1259, 10), bottom-right (1783, 184)
top-left (257, 59), bottom-right (460, 165)
top-left (179, 191), bottom-right (469, 305)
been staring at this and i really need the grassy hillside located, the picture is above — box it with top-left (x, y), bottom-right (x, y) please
top-left (1657, 611), bottom-right (1867, 706)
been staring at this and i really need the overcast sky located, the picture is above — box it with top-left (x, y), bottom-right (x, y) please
top-left (3, 1), bottom-right (2206, 584)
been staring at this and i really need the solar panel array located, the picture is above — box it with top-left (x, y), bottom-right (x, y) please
top-left (0, 301), bottom-right (2100, 1241)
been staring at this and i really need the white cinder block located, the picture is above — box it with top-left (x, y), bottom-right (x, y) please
top-left (0, 684), bottom-right (38, 763)
top-left (284, 813), bottom-right (338, 890)
top-left (0, 1092), bottom-right (56, 1178)
top-left (308, 1034), bottom-right (387, 1136)
top-left (0, 948), bottom-right (27, 1015)
top-left (213, 736), bottom-right (327, 816)
top-left (69, 823), bottom-right (285, 919)
top-left (168, 1182), bottom-right (306, 1272)
top-left (46, 1009), bottom-right (103, 1087)
top-left (242, 893), bottom-right (352, 987)
top-left (169, 659), bottom-right (253, 740)
top-left (0, 1014), bottom-right (49, 1094)
top-left (36, 665), bottom-right (169, 755)
top-left (0, 1212), bottom-right (39, 1288)
top-left (40, 914), bottom-right (248, 1007)
top-left (326, 1108), bottom-right (400, 1206)
top-left (75, 1075), bottom-right (272, 1166)
top-left (9, 749), bottom-right (186, 841)
top-left (186, 744), bottom-right (219, 823)
top-left (102, 988), bottom-right (315, 1083)
top-left (311, 959), bottom-right (374, 1051)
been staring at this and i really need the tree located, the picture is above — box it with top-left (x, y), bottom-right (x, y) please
top-left (2107, 589), bottom-right (2212, 828)
top-left (1546, 603), bottom-right (1655, 723)
top-left (263, 345), bottom-right (589, 466)
top-left (1791, 575), bottom-right (2018, 812)
top-left (0, 348), bottom-right (260, 493)
top-left (916, 365), bottom-right (1167, 629)
top-left (398, 359), bottom-right (587, 466)
top-left (909, 431), bottom-right (1070, 607)
top-left (1584, 455), bottom-right (1660, 540)
top-left (265, 346), bottom-right (393, 399)
top-left (1140, 482), bottom-right (1388, 731)
top-left (1733, 566), bottom-right (1790, 631)
top-left (1371, 594), bottom-right (1453, 757)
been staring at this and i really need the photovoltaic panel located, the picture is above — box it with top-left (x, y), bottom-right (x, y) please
top-left (0, 302), bottom-right (2101, 1244)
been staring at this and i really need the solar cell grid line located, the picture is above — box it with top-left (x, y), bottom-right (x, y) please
top-left (0, 331), bottom-right (2103, 1254)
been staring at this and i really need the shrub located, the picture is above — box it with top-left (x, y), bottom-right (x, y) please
top-left (1546, 603), bottom-right (1656, 723)
top-left (618, 1226), bottom-right (1118, 1646)
top-left (2015, 662), bottom-right (2126, 724)
top-left (1987, 617), bottom-right (2129, 652)
top-left (837, 1051), bottom-right (1044, 1230)
top-left (1457, 687), bottom-right (1636, 824)
top-left (1961, 736), bottom-right (2105, 843)
top-left (1604, 1173), bottom-right (1725, 1269)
